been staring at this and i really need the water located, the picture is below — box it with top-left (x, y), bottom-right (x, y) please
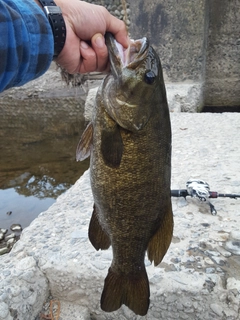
top-left (0, 135), bottom-right (89, 231)
top-left (0, 188), bottom-right (55, 230)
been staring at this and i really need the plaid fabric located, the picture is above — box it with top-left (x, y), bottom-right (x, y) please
top-left (0, 0), bottom-right (54, 93)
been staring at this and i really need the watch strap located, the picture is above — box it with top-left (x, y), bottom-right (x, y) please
top-left (38, 0), bottom-right (66, 58)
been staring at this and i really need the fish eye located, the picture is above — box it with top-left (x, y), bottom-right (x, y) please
top-left (144, 70), bottom-right (156, 85)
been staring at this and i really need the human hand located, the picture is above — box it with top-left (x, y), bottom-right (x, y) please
top-left (53, 0), bottom-right (129, 74)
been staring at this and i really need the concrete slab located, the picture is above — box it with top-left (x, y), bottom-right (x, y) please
top-left (0, 113), bottom-right (240, 320)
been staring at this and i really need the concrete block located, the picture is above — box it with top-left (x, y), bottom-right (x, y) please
top-left (0, 254), bottom-right (48, 320)
top-left (0, 114), bottom-right (239, 319)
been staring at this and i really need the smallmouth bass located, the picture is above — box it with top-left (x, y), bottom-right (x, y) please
top-left (76, 33), bottom-right (173, 316)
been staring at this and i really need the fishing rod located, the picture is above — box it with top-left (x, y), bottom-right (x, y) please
top-left (171, 179), bottom-right (240, 215)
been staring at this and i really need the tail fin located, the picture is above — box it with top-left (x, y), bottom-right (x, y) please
top-left (101, 267), bottom-right (150, 316)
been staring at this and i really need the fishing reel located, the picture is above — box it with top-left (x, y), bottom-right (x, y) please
top-left (171, 179), bottom-right (240, 215)
top-left (186, 179), bottom-right (210, 202)
top-left (185, 179), bottom-right (216, 215)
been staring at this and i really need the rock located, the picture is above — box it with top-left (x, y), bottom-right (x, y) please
top-left (225, 241), bottom-right (240, 255)
top-left (211, 256), bottom-right (226, 266)
top-left (204, 257), bottom-right (214, 265)
top-left (216, 246), bottom-right (232, 257)
top-left (4, 233), bottom-right (15, 241)
top-left (10, 224), bottom-right (22, 232)
top-left (7, 238), bottom-right (16, 248)
top-left (114, 9), bottom-right (120, 16)
top-left (0, 247), bottom-right (9, 255)
top-left (206, 267), bottom-right (215, 274)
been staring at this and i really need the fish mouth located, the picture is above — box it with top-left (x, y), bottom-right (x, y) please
top-left (105, 32), bottom-right (149, 75)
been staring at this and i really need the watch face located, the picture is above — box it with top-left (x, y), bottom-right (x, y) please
top-left (44, 6), bottom-right (62, 15)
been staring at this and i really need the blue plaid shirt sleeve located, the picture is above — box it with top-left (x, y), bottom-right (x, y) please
top-left (0, 0), bottom-right (54, 93)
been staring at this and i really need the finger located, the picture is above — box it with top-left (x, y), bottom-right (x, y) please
top-left (106, 15), bottom-right (130, 48)
top-left (79, 41), bottom-right (97, 73)
top-left (91, 33), bottom-right (109, 72)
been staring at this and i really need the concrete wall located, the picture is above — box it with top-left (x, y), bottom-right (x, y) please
top-left (204, 0), bottom-right (240, 107)
top-left (129, 0), bottom-right (206, 83)
top-left (0, 66), bottom-right (87, 143)
top-left (128, 0), bottom-right (240, 111)
top-left (0, 0), bottom-right (239, 120)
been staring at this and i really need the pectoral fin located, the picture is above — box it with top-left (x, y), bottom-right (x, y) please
top-left (147, 204), bottom-right (173, 266)
top-left (88, 205), bottom-right (111, 250)
top-left (76, 122), bottom-right (93, 161)
top-left (101, 124), bottom-right (123, 168)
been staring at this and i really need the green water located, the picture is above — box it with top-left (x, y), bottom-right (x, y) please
top-left (0, 135), bottom-right (89, 230)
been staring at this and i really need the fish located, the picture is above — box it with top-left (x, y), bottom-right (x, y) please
top-left (76, 32), bottom-right (173, 316)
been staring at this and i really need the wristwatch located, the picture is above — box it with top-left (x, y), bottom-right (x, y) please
top-left (38, 0), bottom-right (66, 58)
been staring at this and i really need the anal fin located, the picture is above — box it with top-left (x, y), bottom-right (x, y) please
top-left (147, 204), bottom-right (173, 266)
top-left (101, 267), bottom-right (150, 316)
top-left (88, 205), bottom-right (111, 251)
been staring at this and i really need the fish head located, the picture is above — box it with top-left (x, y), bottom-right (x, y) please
top-left (102, 32), bottom-right (163, 132)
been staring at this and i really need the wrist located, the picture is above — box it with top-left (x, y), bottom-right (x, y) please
top-left (36, 0), bottom-right (66, 58)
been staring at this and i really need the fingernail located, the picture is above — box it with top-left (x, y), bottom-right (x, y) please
top-left (81, 41), bottom-right (89, 49)
top-left (95, 35), bottom-right (105, 48)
